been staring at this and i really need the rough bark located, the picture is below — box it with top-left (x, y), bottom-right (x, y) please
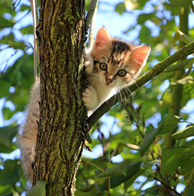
top-left (33, 0), bottom-right (87, 195)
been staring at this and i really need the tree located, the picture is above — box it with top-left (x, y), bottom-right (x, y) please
top-left (32, 0), bottom-right (88, 195)
top-left (1, 0), bottom-right (194, 196)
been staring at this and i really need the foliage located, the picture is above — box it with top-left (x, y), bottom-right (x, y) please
top-left (0, 0), bottom-right (194, 195)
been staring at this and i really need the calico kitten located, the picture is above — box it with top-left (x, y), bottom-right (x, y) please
top-left (83, 27), bottom-right (150, 111)
top-left (18, 27), bottom-right (150, 182)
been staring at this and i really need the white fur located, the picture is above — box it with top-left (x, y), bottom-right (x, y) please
top-left (83, 50), bottom-right (114, 111)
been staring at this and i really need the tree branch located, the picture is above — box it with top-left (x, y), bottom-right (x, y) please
top-left (87, 0), bottom-right (98, 49)
top-left (30, 0), bottom-right (38, 82)
top-left (86, 0), bottom-right (98, 27)
top-left (154, 177), bottom-right (181, 196)
top-left (88, 41), bottom-right (194, 129)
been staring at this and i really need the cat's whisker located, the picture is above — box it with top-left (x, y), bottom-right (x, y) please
top-left (119, 88), bottom-right (126, 107)
top-left (134, 81), bottom-right (139, 88)
top-left (112, 92), bottom-right (118, 104)
top-left (115, 86), bottom-right (125, 108)
top-left (115, 90), bottom-right (122, 109)
top-left (123, 86), bottom-right (134, 102)
top-left (116, 83), bottom-right (134, 105)
top-left (120, 87), bottom-right (128, 106)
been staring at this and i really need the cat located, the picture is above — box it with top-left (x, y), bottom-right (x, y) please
top-left (83, 27), bottom-right (150, 111)
top-left (18, 27), bottom-right (150, 182)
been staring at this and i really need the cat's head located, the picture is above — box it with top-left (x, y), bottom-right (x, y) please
top-left (91, 27), bottom-right (150, 88)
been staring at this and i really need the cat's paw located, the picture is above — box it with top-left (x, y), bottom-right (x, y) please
top-left (85, 53), bottom-right (94, 74)
top-left (31, 145), bottom-right (36, 163)
top-left (82, 86), bottom-right (98, 110)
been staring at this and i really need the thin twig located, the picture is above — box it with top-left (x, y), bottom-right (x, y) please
top-left (1, 51), bottom-right (18, 73)
top-left (190, 2), bottom-right (194, 13)
top-left (88, 0), bottom-right (98, 49)
top-left (12, 184), bottom-right (21, 195)
top-left (12, 0), bottom-right (21, 11)
top-left (87, 41), bottom-right (194, 129)
top-left (86, 0), bottom-right (98, 27)
top-left (154, 177), bottom-right (181, 196)
top-left (30, 0), bottom-right (38, 82)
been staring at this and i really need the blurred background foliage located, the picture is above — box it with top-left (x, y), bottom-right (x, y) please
top-left (0, 0), bottom-right (194, 195)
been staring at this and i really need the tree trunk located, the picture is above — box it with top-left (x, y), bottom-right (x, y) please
top-left (33, 0), bottom-right (87, 195)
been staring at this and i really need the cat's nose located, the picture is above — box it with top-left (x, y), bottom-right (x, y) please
top-left (105, 78), bottom-right (113, 84)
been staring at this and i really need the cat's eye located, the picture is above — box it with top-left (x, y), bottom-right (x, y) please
top-left (99, 63), bottom-right (107, 71)
top-left (117, 69), bottom-right (127, 77)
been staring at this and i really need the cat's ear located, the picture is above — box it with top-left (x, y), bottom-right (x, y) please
top-left (130, 45), bottom-right (151, 67)
top-left (94, 27), bottom-right (112, 48)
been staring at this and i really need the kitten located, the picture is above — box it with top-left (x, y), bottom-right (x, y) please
top-left (83, 27), bottom-right (150, 111)
top-left (18, 27), bottom-right (150, 182)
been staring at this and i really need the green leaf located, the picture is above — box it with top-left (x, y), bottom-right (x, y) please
top-left (85, 0), bottom-right (91, 12)
top-left (161, 147), bottom-right (194, 176)
top-left (180, 159), bottom-right (194, 175)
top-left (0, 59), bottom-right (22, 85)
top-left (0, 80), bottom-right (11, 98)
top-left (171, 76), bottom-right (193, 86)
top-left (123, 167), bottom-right (144, 192)
top-left (82, 156), bottom-right (109, 172)
top-left (0, 1), bottom-right (16, 17)
top-left (181, 82), bottom-right (194, 107)
top-left (0, 17), bottom-right (15, 27)
top-left (0, 33), bottom-right (26, 50)
top-left (137, 13), bottom-right (156, 25)
top-left (144, 184), bottom-right (160, 195)
top-left (168, 0), bottom-right (192, 7)
top-left (157, 71), bottom-right (175, 81)
top-left (139, 25), bottom-right (151, 40)
top-left (0, 54), bottom-right (34, 87)
top-left (0, 141), bottom-right (17, 153)
top-left (173, 30), bottom-right (194, 45)
top-left (2, 106), bottom-right (16, 121)
top-left (94, 159), bottom-right (130, 185)
top-left (115, 3), bottom-right (126, 15)
top-left (139, 118), bottom-right (165, 157)
top-left (20, 25), bottom-right (33, 35)
top-left (0, 159), bottom-right (20, 185)
top-left (0, 193), bottom-right (13, 196)
top-left (27, 180), bottom-right (49, 196)
top-left (0, 126), bottom-right (18, 148)
top-left (160, 114), bottom-right (180, 134)
top-left (188, 186), bottom-right (194, 196)
top-left (75, 184), bottom-right (97, 196)
top-left (165, 58), bottom-right (194, 72)
top-left (20, 4), bottom-right (30, 11)
top-left (171, 125), bottom-right (194, 140)
top-left (111, 142), bottom-right (139, 157)
top-left (98, 161), bottom-right (141, 191)
top-left (0, 184), bottom-right (15, 195)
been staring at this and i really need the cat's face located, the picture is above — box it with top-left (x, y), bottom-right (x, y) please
top-left (91, 27), bottom-right (150, 89)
